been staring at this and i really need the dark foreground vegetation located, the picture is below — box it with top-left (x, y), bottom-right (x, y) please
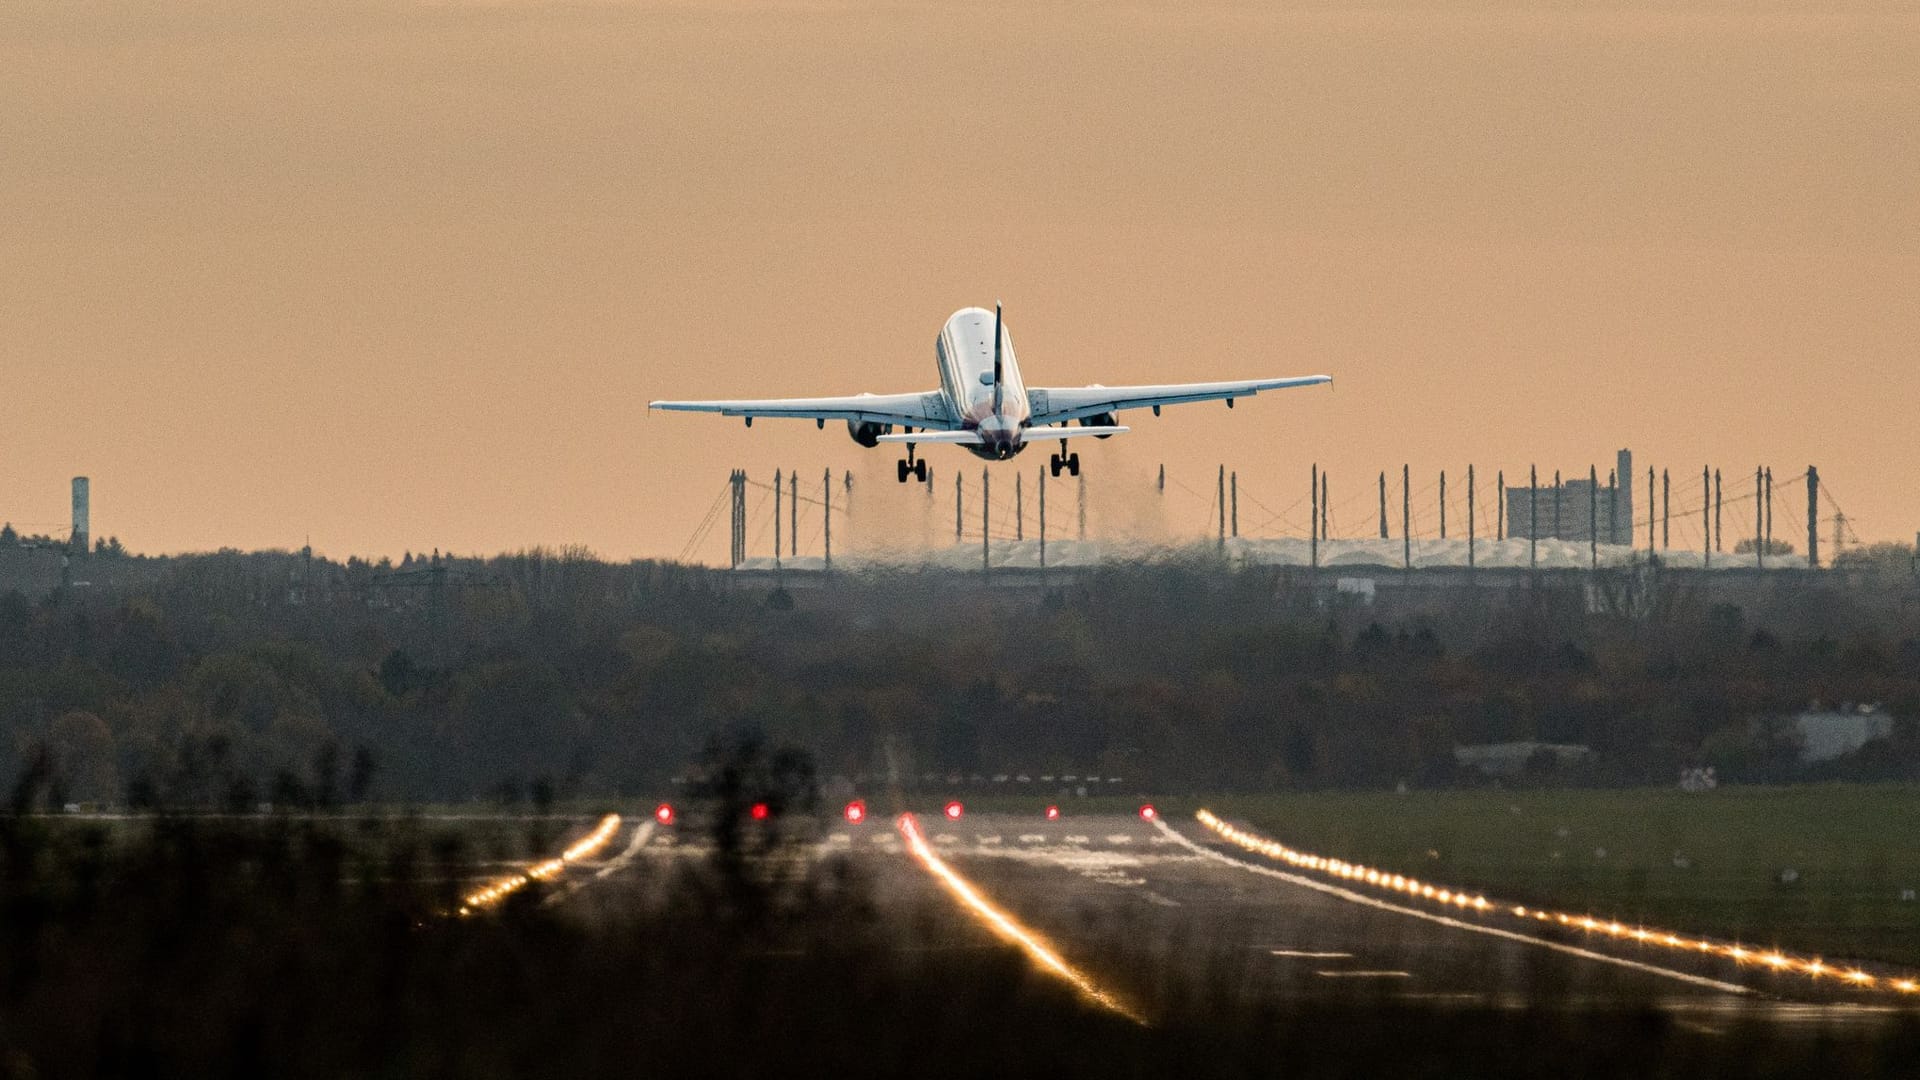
top-left (6, 801), bottom-right (1920, 1080)
top-left (3, 544), bottom-right (1919, 805)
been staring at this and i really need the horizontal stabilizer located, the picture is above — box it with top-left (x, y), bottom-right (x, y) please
top-left (874, 430), bottom-right (984, 445)
top-left (1025, 425), bottom-right (1129, 440)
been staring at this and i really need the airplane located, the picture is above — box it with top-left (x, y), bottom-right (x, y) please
top-left (649, 305), bottom-right (1331, 483)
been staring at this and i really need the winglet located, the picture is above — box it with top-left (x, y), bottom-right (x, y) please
top-left (992, 302), bottom-right (1005, 414)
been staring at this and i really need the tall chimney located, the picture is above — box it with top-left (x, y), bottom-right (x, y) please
top-left (71, 477), bottom-right (90, 555)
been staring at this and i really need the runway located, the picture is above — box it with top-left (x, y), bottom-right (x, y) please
top-left (567, 810), bottom-right (1910, 1030)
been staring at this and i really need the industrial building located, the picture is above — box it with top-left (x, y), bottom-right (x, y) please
top-left (1505, 449), bottom-right (1633, 544)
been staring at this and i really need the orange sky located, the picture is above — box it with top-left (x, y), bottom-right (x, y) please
top-left (3, 1), bottom-right (1915, 563)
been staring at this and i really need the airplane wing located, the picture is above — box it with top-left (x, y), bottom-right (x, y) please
top-left (648, 390), bottom-right (959, 429)
top-left (1027, 376), bottom-right (1331, 426)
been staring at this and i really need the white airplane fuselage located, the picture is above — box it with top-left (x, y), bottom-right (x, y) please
top-left (935, 307), bottom-right (1031, 460)
top-left (648, 303), bottom-right (1332, 483)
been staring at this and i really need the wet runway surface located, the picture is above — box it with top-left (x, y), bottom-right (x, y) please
top-left (568, 811), bottom-right (1912, 1031)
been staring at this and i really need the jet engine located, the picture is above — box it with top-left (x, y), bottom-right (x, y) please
top-left (847, 420), bottom-right (894, 448)
top-left (1079, 413), bottom-right (1119, 439)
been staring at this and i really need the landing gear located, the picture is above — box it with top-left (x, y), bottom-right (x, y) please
top-left (1048, 445), bottom-right (1081, 478)
top-left (896, 446), bottom-right (929, 484)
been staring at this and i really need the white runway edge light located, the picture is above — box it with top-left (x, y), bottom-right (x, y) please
top-left (458, 814), bottom-right (622, 915)
top-left (1195, 810), bottom-right (1920, 997)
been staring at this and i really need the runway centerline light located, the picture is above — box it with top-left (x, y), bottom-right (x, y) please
top-left (654, 803), bottom-right (675, 826)
top-left (944, 801), bottom-right (964, 821)
top-left (750, 802), bottom-right (770, 821)
top-left (844, 800), bottom-right (866, 824)
top-left (1045, 805), bottom-right (1060, 820)
top-left (1139, 805), bottom-right (1157, 821)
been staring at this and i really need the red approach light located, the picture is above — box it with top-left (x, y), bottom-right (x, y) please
top-left (750, 802), bottom-right (770, 821)
top-left (844, 800), bottom-right (867, 824)
top-left (1139, 804), bottom-right (1158, 821)
top-left (654, 803), bottom-right (675, 826)
top-left (943, 801), bottom-right (964, 821)
top-left (1044, 805), bottom-right (1061, 821)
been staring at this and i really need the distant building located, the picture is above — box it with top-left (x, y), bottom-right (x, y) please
top-left (1334, 576), bottom-right (1376, 603)
top-left (1794, 703), bottom-right (1893, 763)
top-left (1506, 449), bottom-right (1633, 544)
top-left (1453, 741), bottom-right (1593, 777)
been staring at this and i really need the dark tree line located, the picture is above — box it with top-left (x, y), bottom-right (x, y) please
top-left (2, 545), bottom-right (1919, 806)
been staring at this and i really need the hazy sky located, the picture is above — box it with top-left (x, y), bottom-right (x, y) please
top-left (4, 1), bottom-right (1915, 563)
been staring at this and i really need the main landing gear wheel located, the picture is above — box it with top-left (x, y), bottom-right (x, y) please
top-left (897, 450), bottom-right (929, 484)
top-left (1048, 452), bottom-right (1082, 478)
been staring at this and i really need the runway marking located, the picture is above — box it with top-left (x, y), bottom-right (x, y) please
top-left (956, 846), bottom-right (1204, 875)
top-left (828, 833), bottom-right (851, 845)
top-left (1317, 970), bottom-right (1412, 979)
top-left (1152, 819), bottom-right (1751, 997)
top-left (1673, 1018), bottom-right (1728, 1038)
top-left (977, 835), bottom-right (1003, 845)
top-left (1271, 950), bottom-right (1354, 959)
top-left (935, 834), bottom-right (960, 845)
top-left (1105, 835), bottom-right (1134, 845)
top-left (594, 820), bottom-right (655, 880)
top-left (1064, 835), bottom-right (1090, 845)
top-left (897, 813), bottom-right (1146, 1025)
top-left (1018, 835), bottom-right (1046, 844)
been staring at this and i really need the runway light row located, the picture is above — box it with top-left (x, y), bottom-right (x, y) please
top-left (1194, 809), bottom-right (1920, 998)
top-left (457, 813), bottom-right (622, 915)
top-left (820, 802), bottom-right (1147, 823)
top-left (897, 812), bottom-right (1145, 1025)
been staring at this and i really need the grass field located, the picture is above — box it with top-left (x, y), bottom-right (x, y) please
top-left (1203, 786), bottom-right (1920, 969)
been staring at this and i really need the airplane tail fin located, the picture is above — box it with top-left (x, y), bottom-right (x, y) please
top-left (992, 302), bottom-right (1005, 414)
